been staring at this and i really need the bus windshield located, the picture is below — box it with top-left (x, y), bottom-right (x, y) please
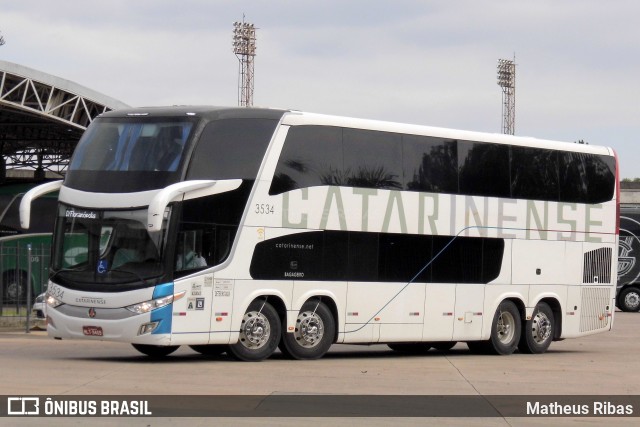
top-left (70, 118), bottom-right (194, 172)
top-left (52, 205), bottom-right (167, 288)
top-left (65, 117), bottom-right (198, 193)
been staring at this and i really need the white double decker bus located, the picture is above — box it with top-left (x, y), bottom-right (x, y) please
top-left (21, 107), bottom-right (619, 361)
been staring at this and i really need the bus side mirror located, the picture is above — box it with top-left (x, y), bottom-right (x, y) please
top-left (147, 179), bottom-right (242, 231)
top-left (19, 180), bottom-right (63, 229)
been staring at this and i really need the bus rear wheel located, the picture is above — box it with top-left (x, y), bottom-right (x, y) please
top-left (280, 300), bottom-right (335, 360)
top-left (518, 302), bottom-right (554, 354)
top-left (487, 300), bottom-right (521, 355)
top-left (228, 299), bottom-right (280, 362)
top-left (132, 344), bottom-right (179, 357)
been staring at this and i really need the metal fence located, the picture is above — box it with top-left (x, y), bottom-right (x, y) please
top-left (0, 242), bottom-right (51, 321)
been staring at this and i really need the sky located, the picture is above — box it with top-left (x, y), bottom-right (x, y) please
top-left (1, 0), bottom-right (639, 178)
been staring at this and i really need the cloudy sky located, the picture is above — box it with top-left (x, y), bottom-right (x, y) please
top-left (1, 0), bottom-right (639, 177)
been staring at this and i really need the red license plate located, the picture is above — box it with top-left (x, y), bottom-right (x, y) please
top-left (83, 326), bottom-right (103, 336)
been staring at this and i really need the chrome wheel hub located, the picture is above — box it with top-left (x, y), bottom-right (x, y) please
top-left (497, 311), bottom-right (516, 344)
top-left (532, 312), bottom-right (552, 344)
top-left (294, 311), bottom-right (324, 348)
top-left (239, 311), bottom-right (270, 349)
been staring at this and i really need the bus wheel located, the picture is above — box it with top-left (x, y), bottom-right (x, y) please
top-left (4, 271), bottom-right (27, 304)
top-left (487, 300), bottom-right (521, 355)
top-left (132, 344), bottom-right (179, 357)
top-left (280, 300), bottom-right (335, 360)
top-left (228, 300), bottom-right (280, 362)
top-left (518, 302), bottom-right (554, 354)
top-left (189, 345), bottom-right (227, 356)
top-left (618, 287), bottom-right (640, 312)
top-left (388, 343), bottom-right (431, 354)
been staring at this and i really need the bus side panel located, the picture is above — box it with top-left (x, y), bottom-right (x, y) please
top-left (452, 284), bottom-right (485, 341)
top-left (422, 283), bottom-right (455, 341)
top-left (377, 282), bottom-right (425, 342)
top-left (512, 240), bottom-right (571, 285)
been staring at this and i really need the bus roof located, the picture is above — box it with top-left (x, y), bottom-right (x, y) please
top-left (98, 106), bottom-right (612, 157)
top-left (99, 106), bottom-right (288, 121)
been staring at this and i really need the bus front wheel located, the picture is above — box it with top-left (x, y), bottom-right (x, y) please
top-left (518, 302), bottom-right (554, 354)
top-left (280, 300), bottom-right (335, 360)
top-left (228, 299), bottom-right (281, 362)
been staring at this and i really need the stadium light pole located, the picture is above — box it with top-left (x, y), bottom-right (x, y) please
top-left (232, 18), bottom-right (257, 107)
top-left (0, 31), bottom-right (5, 46)
top-left (497, 57), bottom-right (516, 135)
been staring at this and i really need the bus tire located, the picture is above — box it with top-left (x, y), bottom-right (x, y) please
top-left (618, 287), bottom-right (640, 312)
top-left (3, 271), bottom-right (27, 304)
top-left (518, 302), bottom-right (554, 354)
top-left (280, 300), bottom-right (335, 360)
top-left (189, 345), bottom-right (227, 356)
top-left (132, 344), bottom-right (179, 357)
top-left (228, 299), bottom-right (280, 362)
top-left (487, 300), bottom-right (521, 355)
top-left (388, 343), bottom-right (431, 354)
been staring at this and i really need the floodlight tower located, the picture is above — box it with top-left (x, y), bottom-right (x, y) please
top-left (232, 19), bottom-right (257, 107)
top-left (0, 31), bottom-right (5, 46)
top-left (497, 57), bottom-right (516, 135)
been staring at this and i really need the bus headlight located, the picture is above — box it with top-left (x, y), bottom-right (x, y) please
top-left (125, 291), bottom-right (186, 315)
top-left (46, 294), bottom-right (64, 308)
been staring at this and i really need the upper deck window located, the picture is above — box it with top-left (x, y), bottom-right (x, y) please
top-left (65, 117), bottom-right (197, 193)
top-left (70, 119), bottom-right (193, 172)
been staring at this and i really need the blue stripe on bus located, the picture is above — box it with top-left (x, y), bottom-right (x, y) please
top-left (151, 282), bottom-right (174, 335)
top-left (153, 282), bottom-right (174, 299)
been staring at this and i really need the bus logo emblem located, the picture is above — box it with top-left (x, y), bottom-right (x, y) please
top-left (88, 308), bottom-right (96, 318)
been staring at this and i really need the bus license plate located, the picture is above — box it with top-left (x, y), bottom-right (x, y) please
top-left (83, 326), bottom-right (103, 336)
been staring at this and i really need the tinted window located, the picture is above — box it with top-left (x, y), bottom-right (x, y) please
top-left (583, 154), bottom-right (615, 203)
top-left (403, 135), bottom-right (458, 193)
top-left (249, 231), bottom-right (325, 280)
top-left (250, 230), bottom-right (504, 284)
top-left (559, 152), bottom-right (588, 203)
top-left (173, 182), bottom-right (253, 279)
top-left (511, 146), bottom-right (559, 201)
top-left (70, 119), bottom-right (193, 173)
top-left (378, 233), bottom-right (432, 282)
top-left (270, 126), bottom-right (615, 204)
top-left (187, 118), bottom-right (278, 180)
top-left (459, 142), bottom-right (511, 198)
top-left (348, 232), bottom-right (379, 281)
top-left (343, 129), bottom-right (403, 190)
top-left (270, 126), bottom-right (343, 194)
top-left (431, 236), bottom-right (504, 283)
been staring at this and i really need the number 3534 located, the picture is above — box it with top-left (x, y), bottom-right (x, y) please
top-left (255, 203), bottom-right (275, 215)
